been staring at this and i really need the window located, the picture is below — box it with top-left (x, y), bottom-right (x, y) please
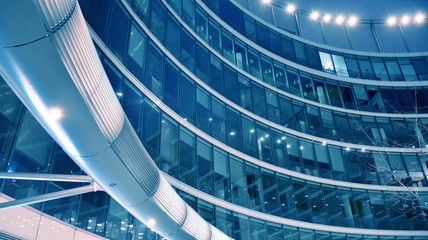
top-left (319, 52), bottom-right (334, 73)
top-left (332, 54), bottom-right (349, 77)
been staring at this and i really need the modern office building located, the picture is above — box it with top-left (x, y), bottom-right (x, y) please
top-left (0, 0), bottom-right (428, 239)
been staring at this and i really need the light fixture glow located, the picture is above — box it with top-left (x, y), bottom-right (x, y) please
top-left (387, 17), bottom-right (397, 26)
top-left (348, 16), bottom-right (358, 26)
top-left (286, 4), bottom-right (296, 13)
top-left (310, 11), bottom-right (320, 20)
top-left (300, 146), bottom-right (304, 150)
top-left (401, 15), bottom-right (410, 25)
top-left (250, 129), bottom-right (255, 133)
top-left (147, 219), bottom-right (156, 228)
top-left (322, 141), bottom-right (326, 146)
top-left (277, 139), bottom-right (281, 144)
top-left (286, 144), bottom-right (291, 148)
top-left (415, 13), bottom-right (425, 24)
top-left (261, 0), bottom-right (271, 4)
top-left (230, 131), bottom-right (235, 136)
top-left (323, 14), bottom-right (332, 23)
top-left (335, 15), bottom-right (345, 25)
top-left (49, 108), bottom-right (63, 121)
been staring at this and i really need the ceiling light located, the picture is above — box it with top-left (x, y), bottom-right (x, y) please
top-left (348, 16), bottom-right (358, 26)
top-left (387, 17), bottom-right (397, 26)
top-left (401, 15), bottom-right (410, 25)
top-left (147, 219), bottom-right (156, 228)
top-left (49, 107), bottom-right (63, 121)
top-left (335, 15), bottom-right (345, 25)
top-left (310, 11), bottom-right (319, 20)
top-left (415, 13), bottom-right (425, 24)
top-left (286, 4), bottom-right (296, 13)
top-left (261, 0), bottom-right (271, 4)
top-left (323, 14), bottom-right (332, 23)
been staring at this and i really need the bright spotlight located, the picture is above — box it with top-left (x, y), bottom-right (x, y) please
top-left (415, 13), bottom-right (425, 24)
top-left (323, 14), bottom-right (332, 23)
top-left (147, 219), bottom-right (156, 228)
top-left (348, 16), bottom-right (358, 26)
top-left (49, 108), bottom-right (63, 121)
top-left (286, 4), bottom-right (296, 13)
top-left (335, 15), bottom-right (345, 25)
top-left (261, 0), bottom-right (271, 4)
top-left (401, 15), bottom-right (410, 25)
top-left (310, 11), bottom-right (320, 20)
top-left (387, 17), bottom-right (397, 26)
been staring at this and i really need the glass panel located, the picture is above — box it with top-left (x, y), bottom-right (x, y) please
top-left (197, 139), bottom-right (213, 194)
top-left (127, 24), bottom-right (146, 81)
top-left (149, 0), bottom-right (166, 43)
top-left (180, 29), bottom-right (195, 71)
top-left (179, 128), bottom-right (196, 187)
top-left (371, 58), bottom-right (389, 81)
top-left (165, 14), bottom-right (180, 58)
top-left (159, 115), bottom-right (178, 177)
top-left (182, 0), bottom-right (194, 28)
top-left (222, 30), bottom-right (235, 63)
top-left (319, 52), bottom-right (334, 73)
top-left (332, 54), bottom-right (349, 77)
top-left (195, 6), bottom-right (208, 41)
top-left (145, 44), bottom-right (163, 98)
top-left (107, 2), bottom-right (130, 61)
top-left (213, 148), bottom-right (230, 201)
top-left (385, 59), bottom-right (404, 81)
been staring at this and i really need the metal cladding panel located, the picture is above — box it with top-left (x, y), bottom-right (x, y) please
top-left (180, 205), bottom-right (212, 240)
top-left (110, 118), bottom-right (161, 197)
top-left (151, 176), bottom-right (187, 226)
top-left (44, 2), bottom-right (125, 142)
top-left (127, 199), bottom-right (183, 238)
top-left (72, 147), bottom-right (150, 207)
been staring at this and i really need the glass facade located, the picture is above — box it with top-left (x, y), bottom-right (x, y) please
top-left (1, 0), bottom-right (428, 239)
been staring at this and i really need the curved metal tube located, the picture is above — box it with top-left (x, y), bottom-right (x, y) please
top-left (0, 0), bottom-right (230, 239)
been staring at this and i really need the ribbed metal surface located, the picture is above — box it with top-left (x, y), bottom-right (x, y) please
top-left (110, 119), bottom-right (161, 197)
top-left (209, 225), bottom-right (229, 240)
top-left (151, 176), bottom-right (187, 226)
top-left (37, 0), bottom-right (124, 142)
top-left (181, 205), bottom-right (211, 240)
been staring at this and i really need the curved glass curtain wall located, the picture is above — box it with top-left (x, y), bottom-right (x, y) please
top-left (81, 0), bottom-right (428, 181)
top-left (170, 0), bottom-right (428, 80)
top-left (99, 43), bottom-right (428, 231)
top-left (125, 0), bottom-right (428, 116)
top-left (115, 0), bottom-right (428, 150)
top-left (81, 0), bottom-right (428, 152)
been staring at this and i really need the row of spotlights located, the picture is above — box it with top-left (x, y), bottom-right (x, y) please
top-left (261, 1), bottom-right (426, 26)
top-left (387, 14), bottom-right (426, 25)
